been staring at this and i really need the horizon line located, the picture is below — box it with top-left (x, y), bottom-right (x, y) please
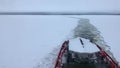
top-left (0, 12), bottom-right (120, 15)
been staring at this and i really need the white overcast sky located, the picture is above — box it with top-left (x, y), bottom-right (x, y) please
top-left (0, 0), bottom-right (120, 68)
top-left (0, 0), bottom-right (120, 12)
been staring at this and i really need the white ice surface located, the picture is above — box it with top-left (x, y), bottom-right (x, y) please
top-left (0, 16), bottom-right (120, 68)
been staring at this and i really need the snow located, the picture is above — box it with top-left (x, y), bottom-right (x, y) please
top-left (0, 15), bottom-right (120, 68)
top-left (0, 0), bottom-right (120, 68)
top-left (69, 38), bottom-right (99, 53)
top-left (72, 18), bottom-right (110, 50)
top-left (35, 45), bottom-right (61, 68)
top-left (36, 17), bottom-right (120, 68)
top-left (70, 18), bottom-right (118, 63)
top-left (36, 37), bottom-right (101, 68)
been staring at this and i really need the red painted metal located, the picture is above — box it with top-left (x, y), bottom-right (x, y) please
top-left (54, 40), bottom-right (69, 68)
top-left (95, 44), bottom-right (120, 68)
top-left (54, 40), bottom-right (120, 68)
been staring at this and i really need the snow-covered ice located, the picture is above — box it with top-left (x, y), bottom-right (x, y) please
top-left (35, 45), bottom-right (61, 68)
top-left (35, 18), bottom-right (120, 68)
top-left (0, 16), bottom-right (120, 68)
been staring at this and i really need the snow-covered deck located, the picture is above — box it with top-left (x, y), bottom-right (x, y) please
top-left (69, 38), bottom-right (99, 53)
